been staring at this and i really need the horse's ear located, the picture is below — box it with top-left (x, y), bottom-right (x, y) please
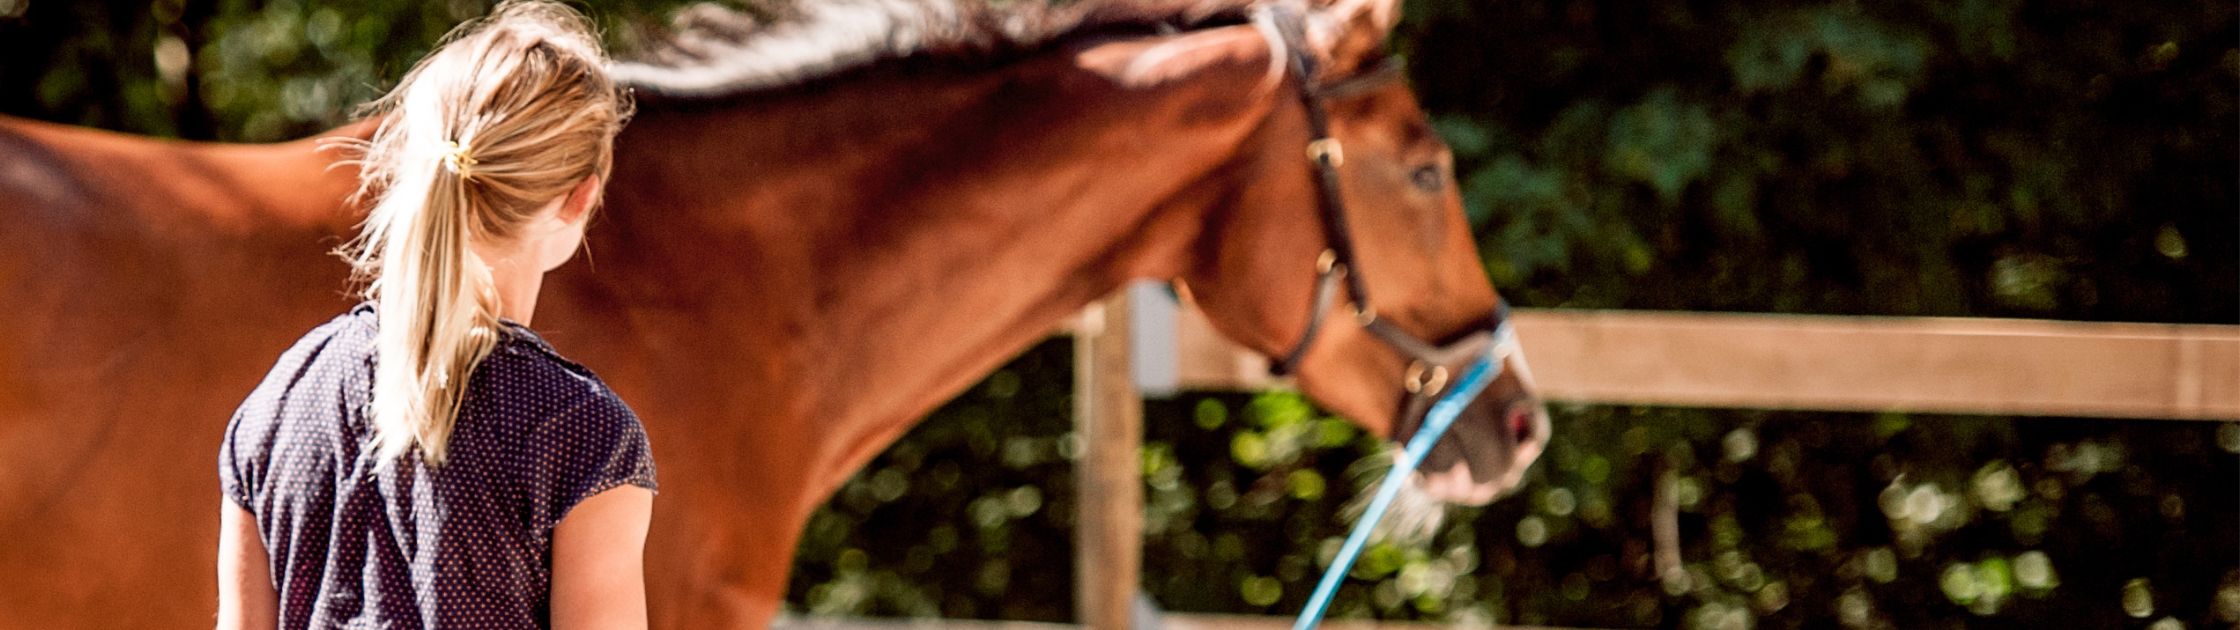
top-left (1308, 0), bottom-right (1402, 69)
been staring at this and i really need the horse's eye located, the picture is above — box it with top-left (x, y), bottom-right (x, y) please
top-left (1410, 164), bottom-right (1444, 192)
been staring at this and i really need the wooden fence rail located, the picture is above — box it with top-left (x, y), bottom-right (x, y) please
top-left (1154, 301), bottom-right (2240, 421)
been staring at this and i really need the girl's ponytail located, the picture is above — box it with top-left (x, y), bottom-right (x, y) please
top-left (334, 0), bottom-right (629, 465)
top-left (361, 136), bottom-right (502, 464)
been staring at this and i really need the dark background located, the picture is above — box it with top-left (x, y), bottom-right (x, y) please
top-left (4, 0), bottom-right (2233, 626)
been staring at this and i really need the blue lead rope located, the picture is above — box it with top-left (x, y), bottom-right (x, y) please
top-left (1293, 351), bottom-right (1503, 630)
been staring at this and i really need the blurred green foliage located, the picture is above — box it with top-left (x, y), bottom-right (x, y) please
top-left (0, 0), bottom-right (696, 140)
top-left (1403, 0), bottom-right (2235, 324)
top-left (787, 340), bottom-right (1084, 621)
top-left (4, 0), bottom-right (2234, 627)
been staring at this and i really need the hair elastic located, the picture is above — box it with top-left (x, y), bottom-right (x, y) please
top-left (441, 139), bottom-right (479, 180)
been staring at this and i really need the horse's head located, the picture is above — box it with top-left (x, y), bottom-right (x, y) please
top-left (1180, 0), bottom-right (1549, 506)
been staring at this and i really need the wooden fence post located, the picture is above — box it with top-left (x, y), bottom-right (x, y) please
top-left (1075, 291), bottom-right (1143, 630)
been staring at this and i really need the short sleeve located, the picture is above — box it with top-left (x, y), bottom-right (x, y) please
top-left (218, 407), bottom-right (263, 514)
top-left (533, 391), bottom-right (657, 530)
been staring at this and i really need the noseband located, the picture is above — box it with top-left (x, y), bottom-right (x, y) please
top-left (1257, 6), bottom-right (1518, 407)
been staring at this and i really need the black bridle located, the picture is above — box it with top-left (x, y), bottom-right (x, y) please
top-left (1255, 5), bottom-right (1517, 409)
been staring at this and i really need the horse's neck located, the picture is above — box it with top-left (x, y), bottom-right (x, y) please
top-left (598, 29), bottom-right (1279, 484)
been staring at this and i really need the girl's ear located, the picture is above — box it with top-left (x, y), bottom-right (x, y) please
top-left (558, 174), bottom-right (601, 226)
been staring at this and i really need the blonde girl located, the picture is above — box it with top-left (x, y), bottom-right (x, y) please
top-left (216, 2), bottom-right (652, 628)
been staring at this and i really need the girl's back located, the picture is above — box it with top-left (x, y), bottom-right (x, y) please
top-left (222, 304), bottom-right (653, 627)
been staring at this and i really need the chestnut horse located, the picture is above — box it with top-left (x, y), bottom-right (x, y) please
top-left (0, 0), bottom-right (1548, 626)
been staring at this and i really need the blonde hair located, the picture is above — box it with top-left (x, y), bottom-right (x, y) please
top-left (337, 0), bottom-right (632, 465)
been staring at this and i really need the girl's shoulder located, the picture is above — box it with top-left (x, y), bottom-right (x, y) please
top-left (474, 322), bottom-right (640, 433)
top-left (471, 324), bottom-right (658, 501)
top-left (239, 306), bottom-right (378, 410)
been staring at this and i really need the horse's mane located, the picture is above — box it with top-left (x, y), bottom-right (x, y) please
top-left (611, 0), bottom-right (1264, 98)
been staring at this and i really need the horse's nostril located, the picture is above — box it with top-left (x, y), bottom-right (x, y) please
top-left (1507, 406), bottom-right (1535, 444)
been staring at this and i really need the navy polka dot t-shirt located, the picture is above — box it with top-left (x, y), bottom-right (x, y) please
top-left (220, 304), bottom-right (656, 629)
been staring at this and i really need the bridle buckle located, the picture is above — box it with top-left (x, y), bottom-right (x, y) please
top-left (1403, 361), bottom-right (1449, 395)
top-left (1306, 138), bottom-right (1344, 167)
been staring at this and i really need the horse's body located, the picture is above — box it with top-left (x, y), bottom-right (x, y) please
top-left (0, 1), bottom-right (1544, 627)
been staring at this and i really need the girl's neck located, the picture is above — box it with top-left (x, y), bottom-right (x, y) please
top-left (477, 248), bottom-right (544, 326)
